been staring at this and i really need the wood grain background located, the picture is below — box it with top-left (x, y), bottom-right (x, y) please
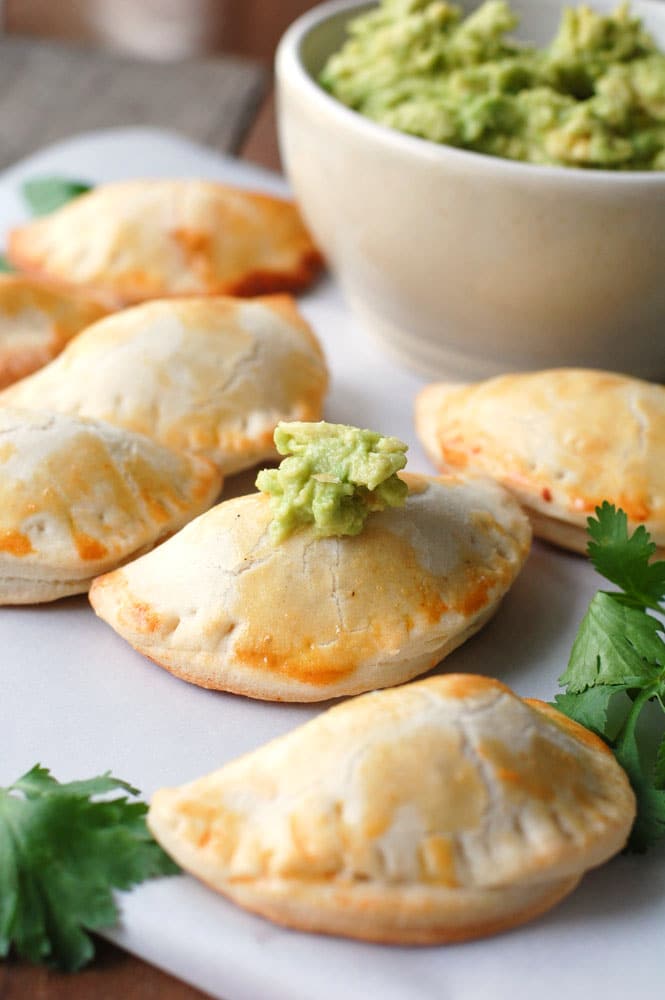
top-left (4, 1), bottom-right (321, 63)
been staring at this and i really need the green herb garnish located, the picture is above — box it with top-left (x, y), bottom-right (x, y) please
top-left (0, 764), bottom-right (179, 971)
top-left (0, 178), bottom-right (92, 270)
top-left (22, 177), bottom-right (92, 216)
top-left (554, 503), bottom-right (665, 851)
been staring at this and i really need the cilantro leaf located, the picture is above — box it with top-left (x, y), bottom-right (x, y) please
top-left (554, 504), bottom-right (665, 852)
top-left (613, 688), bottom-right (665, 851)
top-left (22, 178), bottom-right (92, 217)
top-left (0, 178), bottom-right (92, 275)
top-left (654, 735), bottom-right (665, 789)
top-left (553, 685), bottom-right (620, 735)
top-left (12, 764), bottom-right (139, 800)
top-left (0, 764), bottom-right (179, 971)
top-left (623, 779), bottom-right (665, 852)
top-left (588, 502), bottom-right (665, 610)
top-left (560, 591), bottom-right (664, 692)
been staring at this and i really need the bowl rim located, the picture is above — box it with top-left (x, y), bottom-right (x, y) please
top-left (276, 0), bottom-right (665, 185)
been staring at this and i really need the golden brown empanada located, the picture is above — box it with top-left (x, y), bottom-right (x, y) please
top-left (0, 275), bottom-right (107, 389)
top-left (7, 179), bottom-right (323, 305)
top-left (89, 474), bottom-right (531, 701)
top-left (0, 296), bottom-right (328, 475)
top-left (415, 369), bottom-right (665, 554)
top-left (147, 674), bottom-right (635, 944)
top-left (0, 408), bottom-right (222, 604)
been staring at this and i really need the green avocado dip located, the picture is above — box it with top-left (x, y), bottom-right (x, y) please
top-left (256, 421), bottom-right (408, 542)
top-left (320, 0), bottom-right (665, 169)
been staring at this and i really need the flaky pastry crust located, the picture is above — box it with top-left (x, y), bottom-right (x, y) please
top-left (147, 675), bottom-right (635, 944)
top-left (7, 179), bottom-right (323, 305)
top-left (415, 369), bottom-right (665, 552)
top-left (89, 474), bottom-right (531, 700)
top-left (0, 408), bottom-right (222, 604)
top-left (0, 295), bottom-right (328, 475)
top-left (0, 275), bottom-right (107, 388)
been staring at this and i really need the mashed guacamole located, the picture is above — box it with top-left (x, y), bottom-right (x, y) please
top-left (256, 421), bottom-right (408, 541)
top-left (320, 0), bottom-right (665, 169)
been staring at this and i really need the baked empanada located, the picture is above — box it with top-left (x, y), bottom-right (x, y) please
top-left (0, 408), bottom-right (221, 604)
top-left (147, 674), bottom-right (635, 944)
top-left (0, 296), bottom-right (328, 475)
top-left (89, 474), bottom-right (531, 701)
top-left (0, 275), bottom-right (107, 389)
top-left (7, 180), bottom-right (323, 305)
top-left (415, 369), bottom-right (665, 553)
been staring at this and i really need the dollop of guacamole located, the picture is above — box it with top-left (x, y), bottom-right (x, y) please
top-left (320, 0), bottom-right (665, 169)
top-left (256, 421), bottom-right (408, 541)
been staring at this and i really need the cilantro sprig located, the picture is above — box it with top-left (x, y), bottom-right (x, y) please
top-left (0, 764), bottom-right (179, 971)
top-left (0, 177), bottom-right (92, 273)
top-left (554, 503), bottom-right (665, 851)
top-left (22, 177), bottom-right (92, 216)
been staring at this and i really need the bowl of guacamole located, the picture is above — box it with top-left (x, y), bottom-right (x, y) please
top-left (319, 0), bottom-right (665, 171)
top-left (276, 0), bottom-right (665, 379)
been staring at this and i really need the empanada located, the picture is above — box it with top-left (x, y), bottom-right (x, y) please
top-left (0, 408), bottom-right (221, 604)
top-left (0, 275), bottom-right (107, 389)
top-left (7, 179), bottom-right (323, 305)
top-left (147, 674), bottom-right (635, 944)
top-left (89, 474), bottom-right (531, 701)
top-left (415, 369), bottom-right (665, 553)
top-left (0, 296), bottom-right (328, 475)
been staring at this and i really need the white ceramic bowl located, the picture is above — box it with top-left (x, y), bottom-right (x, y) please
top-left (276, 0), bottom-right (665, 380)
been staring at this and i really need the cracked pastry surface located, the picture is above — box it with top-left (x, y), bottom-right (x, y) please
top-left (0, 296), bottom-right (328, 475)
top-left (0, 408), bottom-right (222, 604)
top-left (0, 274), bottom-right (107, 389)
top-left (147, 674), bottom-right (636, 944)
top-left (6, 179), bottom-right (323, 305)
top-left (415, 369), bottom-right (665, 553)
top-left (89, 473), bottom-right (531, 701)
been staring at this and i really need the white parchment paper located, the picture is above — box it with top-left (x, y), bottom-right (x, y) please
top-left (1, 128), bottom-right (662, 1000)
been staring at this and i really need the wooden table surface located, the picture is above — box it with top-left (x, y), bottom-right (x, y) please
top-left (0, 33), bottom-right (285, 1000)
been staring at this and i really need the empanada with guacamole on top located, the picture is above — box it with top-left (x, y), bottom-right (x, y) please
top-left (90, 421), bottom-right (531, 701)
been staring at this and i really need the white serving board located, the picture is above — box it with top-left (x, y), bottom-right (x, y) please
top-left (1, 127), bottom-right (662, 1000)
